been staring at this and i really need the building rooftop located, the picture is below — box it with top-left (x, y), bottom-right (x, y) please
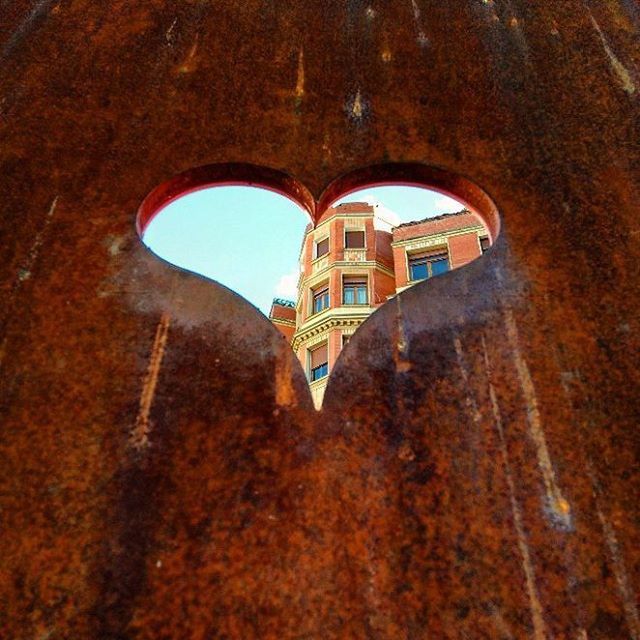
top-left (271, 298), bottom-right (296, 309)
top-left (392, 209), bottom-right (470, 230)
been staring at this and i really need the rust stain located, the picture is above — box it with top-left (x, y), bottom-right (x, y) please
top-left (176, 36), bottom-right (199, 74)
top-left (351, 89), bottom-right (364, 118)
top-left (587, 463), bottom-right (640, 640)
top-left (394, 296), bottom-right (412, 373)
top-left (453, 335), bottom-right (483, 425)
top-left (130, 312), bottom-right (171, 449)
top-left (409, 0), bottom-right (429, 47)
top-left (0, 196), bottom-right (58, 371)
top-left (18, 196), bottom-right (58, 284)
top-left (482, 336), bottom-right (549, 640)
top-left (1, 0), bottom-right (57, 60)
top-left (589, 11), bottom-right (637, 94)
top-left (0, 1), bottom-right (639, 636)
top-left (295, 47), bottom-right (304, 99)
top-left (503, 306), bottom-right (572, 528)
top-left (275, 342), bottom-right (298, 408)
top-left (165, 17), bottom-right (177, 45)
top-left (487, 602), bottom-right (516, 639)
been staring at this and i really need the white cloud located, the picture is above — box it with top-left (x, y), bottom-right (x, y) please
top-left (275, 271), bottom-right (299, 300)
top-left (434, 195), bottom-right (463, 212)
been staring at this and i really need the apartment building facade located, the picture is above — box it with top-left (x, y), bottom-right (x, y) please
top-left (270, 203), bottom-right (490, 408)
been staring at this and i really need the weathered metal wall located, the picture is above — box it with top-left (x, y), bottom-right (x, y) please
top-left (1, 1), bottom-right (639, 638)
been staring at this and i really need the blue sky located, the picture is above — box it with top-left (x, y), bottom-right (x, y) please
top-left (142, 185), bottom-right (462, 315)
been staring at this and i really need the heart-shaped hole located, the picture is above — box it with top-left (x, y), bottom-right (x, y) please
top-left (138, 163), bottom-right (498, 409)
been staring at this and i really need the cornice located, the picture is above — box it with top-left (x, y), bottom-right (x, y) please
top-left (391, 226), bottom-right (483, 249)
top-left (271, 318), bottom-right (296, 328)
top-left (292, 315), bottom-right (367, 351)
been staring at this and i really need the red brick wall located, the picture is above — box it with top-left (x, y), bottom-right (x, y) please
top-left (328, 328), bottom-right (342, 370)
top-left (393, 246), bottom-right (408, 289)
top-left (371, 269), bottom-right (396, 306)
top-left (447, 232), bottom-right (481, 269)
top-left (303, 234), bottom-right (313, 277)
top-left (365, 219), bottom-right (376, 261)
top-left (329, 270), bottom-right (341, 310)
top-left (332, 218), bottom-right (344, 262)
top-left (273, 322), bottom-right (295, 343)
top-left (270, 304), bottom-right (296, 322)
top-left (392, 212), bottom-right (480, 242)
top-left (375, 230), bottom-right (394, 269)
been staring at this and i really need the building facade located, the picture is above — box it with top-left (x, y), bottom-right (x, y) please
top-left (270, 203), bottom-right (490, 408)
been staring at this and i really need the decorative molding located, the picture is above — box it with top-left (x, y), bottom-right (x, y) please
top-left (304, 260), bottom-right (394, 287)
top-left (344, 249), bottom-right (366, 262)
top-left (292, 315), bottom-right (367, 351)
top-left (272, 318), bottom-right (296, 328)
top-left (391, 226), bottom-right (483, 249)
top-left (311, 255), bottom-right (329, 273)
top-left (314, 211), bottom-right (371, 233)
top-left (342, 218), bottom-right (367, 227)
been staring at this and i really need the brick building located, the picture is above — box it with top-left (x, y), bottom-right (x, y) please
top-left (270, 203), bottom-right (490, 407)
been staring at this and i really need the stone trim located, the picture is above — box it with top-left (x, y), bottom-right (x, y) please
top-left (303, 260), bottom-right (393, 289)
top-left (272, 318), bottom-right (296, 328)
top-left (391, 226), bottom-right (483, 249)
top-left (292, 316), bottom-right (366, 351)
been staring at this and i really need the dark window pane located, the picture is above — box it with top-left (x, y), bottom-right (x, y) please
top-left (409, 261), bottom-right (428, 281)
top-left (345, 230), bottom-right (365, 248)
top-left (480, 236), bottom-right (490, 253)
top-left (316, 237), bottom-right (329, 257)
top-left (310, 361), bottom-right (328, 381)
top-left (430, 258), bottom-right (449, 276)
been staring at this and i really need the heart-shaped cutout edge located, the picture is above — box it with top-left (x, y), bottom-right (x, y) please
top-left (136, 162), bottom-right (501, 409)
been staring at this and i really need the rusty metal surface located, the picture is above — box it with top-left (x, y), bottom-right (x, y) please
top-left (1, 1), bottom-right (639, 638)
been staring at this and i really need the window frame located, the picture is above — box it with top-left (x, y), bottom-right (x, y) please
top-left (314, 235), bottom-right (329, 259)
top-left (344, 228), bottom-right (366, 250)
top-left (342, 275), bottom-right (368, 305)
top-left (308, 342), bottom-right (329, 382)
top-left (311, 282), bottom-right (330, 315)
top-left (407, 249), bottom-right (450, 282)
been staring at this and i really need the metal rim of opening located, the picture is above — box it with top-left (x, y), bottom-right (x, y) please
top-left (137, 162), bottom-right (500, 242)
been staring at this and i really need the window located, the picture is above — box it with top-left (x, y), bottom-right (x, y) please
top-left (309, 342), bottom-right (328, 381)
top-left (343, 276), bottom-right (368, 305)
top-left (312, 284), bottom-right (330, 314)
top-left (345, 230), bottom-right (365, 249)
top-left (342, 334), bottom-right (351, 347)
top-left (408, 250), bottom-right (450, 281)
top-left (315, 236), bottom-right (329, 258)
top-left (480, 236), bottom-right (491, 253)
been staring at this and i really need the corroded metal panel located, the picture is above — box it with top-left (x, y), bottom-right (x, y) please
top-left (1, 1), bottom-right (639, 638)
